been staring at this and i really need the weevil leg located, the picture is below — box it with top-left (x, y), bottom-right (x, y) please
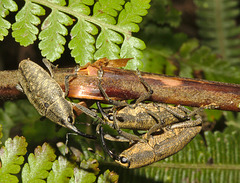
top-left (97, 67), bottom-right (128, 107)
top-left (112, 110), bottom-right (145, 142)
top-left (72, 103), bottom-right (105, 125)
top-left (155, 103), bottom-right (189, 119)
top-left (176, 105), bottom-right (204, 118)
top-left (146, 105), bottom-right (203, 139)
top-left (64, 65), bottom-right (80, 97)
top-left (134, 69), bottom-right (153, 105)
top-left (104, 134), bottom-right (131, 142)
top-left (169, 114), bottom-right (202, 129)
top-left (64, 132), bottom-right (78, 156)
top-left (42, 58), bottom-right (58, 78)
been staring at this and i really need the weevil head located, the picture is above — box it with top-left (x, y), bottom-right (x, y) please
top-left (46, 98), bottom-right (75, 127)
top-left (115, 142), bottom-right (155, 169)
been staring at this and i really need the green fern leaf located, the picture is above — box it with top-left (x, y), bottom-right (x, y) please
top-left (179, 39), bottom-right (240, 83)
top-left (68, 0), bottom-right (94, 15)
top-left (93, 0), bottom-right (124, 24)
top-left (0, 136), bottom-right (27, 183)
top-left (118, 0), bottom-right (150, 32)
top-left (69, 19), bottom-right (98, 64)
top-left (97, 169), bottom-right (119, 183)
top-left (22, 143), bottom-right (56, 182)
top-left (47, 156), bottom-right (74, 183)
top-left (194, 0), bottom-right (240, 64)
top-left (70, 167), bottom-right (96, 183)
top-left (0, 0), bottom-right (18, 40)
top-left (12, 1), bottom-right (45, 46)
top-left (68, 0), bottom-right (98, 64)
top-left (5, 0), bottom-right (150, 66)
top-left (69, 158), bottom-right (99, 183)
top-left (121, 36), bottom-right (145, 69)
top-left (94, 28), bottom-right (123, 60)
top-left (117, 0), bottom-right (150, 68)
top-left (39, 2), bottom-right (73, 61)
top-left (92, 0), bottom-right (124, 61)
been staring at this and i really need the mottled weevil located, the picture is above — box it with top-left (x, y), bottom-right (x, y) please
top-left (17, 59), bottom-right (96, 139)
top-left (97, 101), bottom-right (202, 141)
top-left (99, 116), bottom-right (202, 168)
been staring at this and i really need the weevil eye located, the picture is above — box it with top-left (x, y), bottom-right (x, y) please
top-left (67, 116), bottom-right (73, 124)
top-left (108, 115), bottom-right (114, 121)
top-left (120, 156), bottom-right (128, 164)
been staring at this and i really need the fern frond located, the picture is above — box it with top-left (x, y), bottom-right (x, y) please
top-left (0, 136), bottom-right (27, 183)
top-left (47, 156), bottom-right (74, 183)
top-left (0, 0), bottom-right (18, 40)
top-left (194, 0), bottom-right (240, 64)
top-left (97, 169), bottom-right (119, 183)
top-left (39, 8), bottom-right (73, 61)
top-left (5, 0), bottom-right (150, 67)
top-left (12, 1), bottom-right (45, 46)
top-left (22, 142), bottom-right (56, 182)
top-left (179, 39), bottom-right (240, 83)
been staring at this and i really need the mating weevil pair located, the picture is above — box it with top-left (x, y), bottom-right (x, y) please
top-left (17, 59), bottom-right (203, 169)
top-left (96, 67), bottom-right (203, 168)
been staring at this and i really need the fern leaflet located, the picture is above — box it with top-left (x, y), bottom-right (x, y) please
top-left (0, 136), bottom-right (27, 183)
top-left (0, 0), bottom-right (18, 40)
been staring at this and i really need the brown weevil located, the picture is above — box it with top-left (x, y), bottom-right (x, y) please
top-left (99, 115), bottom-right (202, 168)
top-left (17, 59), bottom-right (96, 139)
top-left (96, 67), bottom-right (202, 142)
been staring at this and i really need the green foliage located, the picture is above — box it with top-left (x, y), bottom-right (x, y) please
top-left (102, 128), bottom-right (240, 183)
top-left (12, 1), bottom-right (45, 46)
top-left (22, 143), bottom-right (56, 182)
top-left (0, 134), bottom-right (119, 182)
top-left (223, 111), bottom-right (240, 129)
top-left (0, 100), bottom-right (68, 144)
top-left (97, 169), bottom-right (119, 183)
top-left (0, 0), bottom-right (18, 40)
top-left (194, 0), bottom-right (240, 65)
top-left (0, 124), bottom-right (2, 144)
top-left (2, 0), bottom-right (240, 182)
top-left (0, 136), bottom-right (27, 182)
top-left (2, 0), bottom-right (151, 68)
top-left (178, 39), bottom-right (240, 83)
top-left (47, 156), bottom-right (75, 183)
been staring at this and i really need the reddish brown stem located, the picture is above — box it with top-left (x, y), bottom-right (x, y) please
top-left (1, 65), bottom-right (240, 111)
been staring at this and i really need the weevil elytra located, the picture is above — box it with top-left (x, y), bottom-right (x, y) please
top-left (17, 59), bottom-right (96, 139)
top-left (99, 117), bottom-right (202, 168)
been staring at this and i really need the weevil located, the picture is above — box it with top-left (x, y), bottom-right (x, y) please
top-left (96, 67), bottom-right (202, 142)
top-left (99, 115), bottom-right (202, 168)
top-left (17, 59), bottom-right (97, 139)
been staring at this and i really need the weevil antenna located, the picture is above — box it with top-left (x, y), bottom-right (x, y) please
top-left (99, 125), bottom-right (120, 161)
top-left (66, 123), bottom-right (97, 139)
